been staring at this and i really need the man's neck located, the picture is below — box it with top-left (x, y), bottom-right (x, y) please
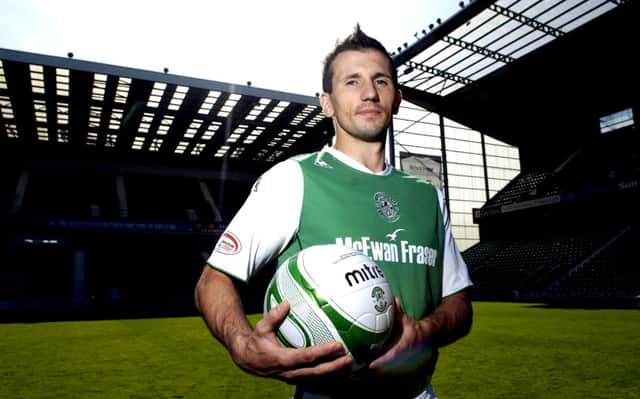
top-left (333, 137), bottom-right (386, 173)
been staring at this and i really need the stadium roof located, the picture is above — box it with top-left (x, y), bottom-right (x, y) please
top-left (2, 0), bottom-right (636, 173)
top-left (392, 0), bottom-right (638, 152)
top-left (0, 48), bottom-right (332, 174)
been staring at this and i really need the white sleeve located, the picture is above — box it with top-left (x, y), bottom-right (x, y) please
top-left (207, 159), bottom-right (303, 282)
top-left (437, 188), bottom-right (474, 297)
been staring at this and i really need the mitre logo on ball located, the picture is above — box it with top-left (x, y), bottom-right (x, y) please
top-left (263, 244), bottom-right (395, 368)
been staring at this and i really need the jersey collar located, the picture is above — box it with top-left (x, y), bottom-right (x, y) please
top-left (324, 146), bottom-right (393, 176)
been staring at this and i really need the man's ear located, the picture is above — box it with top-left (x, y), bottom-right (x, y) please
top-left (320, 92), bottom-right (334, 117)
top-left (392, 89), bottom-right (402, 115)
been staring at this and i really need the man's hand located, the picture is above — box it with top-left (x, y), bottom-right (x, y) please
top-left (229, 300), bottom-right (353, 383)
top-left (195, 266), bottom-right (353, 385)
top-left (368, 298), bottom-right (433, 375)
top-left (369, 290), bottom-right (472, 375)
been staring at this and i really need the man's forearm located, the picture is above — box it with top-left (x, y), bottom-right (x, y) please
top-left (421, 289), bottom-right (473, 348)
top-left (194, 266), bottom-right (252, 353)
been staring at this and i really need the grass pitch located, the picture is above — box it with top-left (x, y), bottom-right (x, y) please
top-left (1, 302), bottom-right (638, 398)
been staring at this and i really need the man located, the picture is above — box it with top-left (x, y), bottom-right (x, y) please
top-left (195, 25), bottom-right (473, 399)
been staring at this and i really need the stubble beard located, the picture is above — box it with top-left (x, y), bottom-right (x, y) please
top-left (336, 113), bottom-right (390, 144)
top-left (346, 126), bottom-right (387, 143)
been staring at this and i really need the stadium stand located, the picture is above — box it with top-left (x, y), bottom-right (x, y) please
top-left (17, 169), bottom-right (115, 220)
top-left (460, 239), bottom-right (513, 273)
top-left (125, 174), bottom-right (213, 223)
top-left (466, 232), bottom-right (614, 300)
top-left (465, 128), bottom-right (638, 303)
top-left (465, 131), bottom-right (639, 303)
top-left (483, 171), bottom-right (557, 207)
top-left (0, 42), bottom-right (330, 317)
top-left (543, 226), bottom-right (639, 301)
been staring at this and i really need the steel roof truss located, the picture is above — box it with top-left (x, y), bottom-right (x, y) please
top-left (489, 3), bottom-right (565, 38)
top-left (402, 60), bottom-right (474, 86)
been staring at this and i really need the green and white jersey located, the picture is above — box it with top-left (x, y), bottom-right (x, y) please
top-left (208, 146), bottom-right (472, 316)
top-left (208, 146), bottom-right (472, 397)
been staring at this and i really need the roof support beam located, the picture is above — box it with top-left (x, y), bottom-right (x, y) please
top-left (441, 36), bottom-right (514, 63)
top-left (402, 60), bottom-right (474, 86)
top-left (488, 3), bottom-right (564, 38)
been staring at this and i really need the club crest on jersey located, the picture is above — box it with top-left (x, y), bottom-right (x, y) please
top-left (374, 192), bottom-right (400, 222)
top-left (215, 231), bottom-right (242, 255)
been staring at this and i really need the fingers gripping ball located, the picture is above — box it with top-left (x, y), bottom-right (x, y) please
top-left (264, 244), bottom-right (395, 368)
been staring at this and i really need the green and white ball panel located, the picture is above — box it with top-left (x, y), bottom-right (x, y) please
top-left (266, 258), bottom-right (341, 348)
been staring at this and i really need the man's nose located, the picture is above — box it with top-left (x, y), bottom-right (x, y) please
top-left (361, 80), bottom-right (379, 101)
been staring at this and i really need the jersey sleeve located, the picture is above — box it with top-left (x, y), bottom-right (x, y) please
top-left (436, 188), bottom-right (474, 297)
top-left (206, 159), bottom-right (303, 282)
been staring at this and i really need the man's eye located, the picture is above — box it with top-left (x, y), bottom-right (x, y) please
top-left (346, 80), bottom-right (357, 86)
top-left (376, 79), bottom-right (389, 86)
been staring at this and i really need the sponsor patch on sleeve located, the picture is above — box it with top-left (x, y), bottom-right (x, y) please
top-left (215, 231), bottom-right (242, 255)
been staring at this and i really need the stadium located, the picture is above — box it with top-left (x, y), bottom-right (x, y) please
top-left (1, 0), bottom-right (639, 398)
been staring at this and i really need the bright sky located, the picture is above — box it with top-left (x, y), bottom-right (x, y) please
top-left (1, 0), bottom-right (461, 96)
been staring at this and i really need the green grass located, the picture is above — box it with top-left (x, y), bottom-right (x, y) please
top-left (1, 302), bottom-right (638, 398)
top-left (434, 303), bottom-right (640, 399)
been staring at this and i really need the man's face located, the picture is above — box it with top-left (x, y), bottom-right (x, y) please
top-left (321, 49), bottom-right (401, 143)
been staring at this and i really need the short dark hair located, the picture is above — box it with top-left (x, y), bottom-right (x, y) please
top-left (322, 24), bottom-right (398, 93)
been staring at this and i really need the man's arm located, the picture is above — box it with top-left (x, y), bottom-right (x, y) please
top-left (421, 288), bottom-right (473, 347)
top-left (194, 266), bottom-right (353, 381)
top-left (369, 289), bottom-right (472, 372)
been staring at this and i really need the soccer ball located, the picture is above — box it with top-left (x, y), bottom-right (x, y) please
top-left (263, 244), bottom-right (395, 367)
